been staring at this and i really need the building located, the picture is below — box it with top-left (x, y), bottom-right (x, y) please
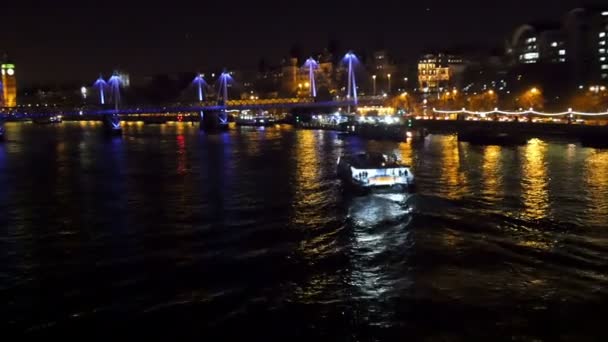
top-left (117, 71), bottom-right (130, 88)
top-left (592, 9), bottom-right (608, 81)
top-left (417, 53), bottom-right (463, 92)
top-left (508, 7), bottom-right (608, 85)
top-left (509, 23), bottom-right (566, 65)
top-left (1, 62), bottom-right (17, 107)
top-left (266, 50), bottom-right (340, 98)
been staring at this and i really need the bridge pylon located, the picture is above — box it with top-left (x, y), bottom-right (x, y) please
top-left (103, 113), bottom-right (122, 136)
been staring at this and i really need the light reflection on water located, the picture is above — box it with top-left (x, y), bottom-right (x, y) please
top-left (522, 138), bottom-right (550, 221)
top-left (584, 149), bottom-right (608, 226)
top-left (347, 193), bottom-right (414, 307)
top-left (439, 135), bottom-right (469, 200)
top-left (482, 145), bottom-right (502, 200)
top-left (1, 123), bottom-right (607, 339)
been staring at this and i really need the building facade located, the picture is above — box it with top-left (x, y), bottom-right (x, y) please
top-left (509, 23), bottom-right (566, 65)
top-left (509, 7), bottom-right (608, 85)
top-left (417, 53), bottom-right (463, 92)
top-left (595, 10), bottom-right (608, 81)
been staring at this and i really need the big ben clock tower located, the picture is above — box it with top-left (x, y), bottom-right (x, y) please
top-left (1, 60), bottom-right (17, 108)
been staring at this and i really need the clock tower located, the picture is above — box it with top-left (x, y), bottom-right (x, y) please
top-left (1, 62), bottom-right (17, 107)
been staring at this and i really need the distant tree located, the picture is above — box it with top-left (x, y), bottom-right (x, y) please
top-left (386, 92), bottom-right (416, 112)
top-left (467, 91), bottom-right (498, 111)
top-left (515, 87), bottom-right (544, 110)
top-left (434, 91), bottom-right (466, 110)
top-left (569, 89), bottom-right (608, 112)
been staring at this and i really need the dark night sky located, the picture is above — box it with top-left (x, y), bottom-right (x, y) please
top-left (0, 0), bottom-right (590, 86)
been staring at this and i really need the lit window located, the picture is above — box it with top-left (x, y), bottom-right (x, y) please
top-left (559, 58), bottom-right (566, 63)
top-left (551, 42), bottom-right (558, 47)
top-left (523, 52), bottom-right (539, 60)
top-left (603, 74), bottom-right (608, 79)
top-left (601, 49), bottom-right (607, 54)
top-left (601, 57), bottom-right (607, 61)
top-left (602, 64), bottom-right (608, 70)
top-left (601, 41), bottom-right (606, 46)
top-left (559, 49), bottom-right (566, 55)
top-left (601, 32), bottom-right (607, 38)
top-left (603, 11), bottom-right (608, 16)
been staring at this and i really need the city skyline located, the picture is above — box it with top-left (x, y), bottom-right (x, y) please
top-left (1, 0), bottom-right (592, 85)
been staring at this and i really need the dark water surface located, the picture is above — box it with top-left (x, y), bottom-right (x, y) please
top-left (1, 122), bottom-right (607, 340)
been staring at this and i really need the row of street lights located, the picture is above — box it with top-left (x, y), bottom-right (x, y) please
top-left (371, 74), bottom-right (409, 96)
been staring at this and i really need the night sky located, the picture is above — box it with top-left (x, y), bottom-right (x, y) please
top-left (1, 0), bottom-right (589, 86)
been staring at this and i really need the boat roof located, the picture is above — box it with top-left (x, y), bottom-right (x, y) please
top-left (345, 152), bottom-right (409, 169)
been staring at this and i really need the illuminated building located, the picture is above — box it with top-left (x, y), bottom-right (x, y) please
top-left (278, 50), bottom-right (339, 98)
top-left (596, 10), bottom-right (608, 80)
top-left (565, 7), bottom-right (608, 83)
top-left (508, 7), bottom-right (608, 84)
top-left (1, 63), bottom-right (17, 107)
top-left (417, 53), bottom-right (462, 92)
top-left (509, 23), bottom-right (565, 65)
top-left (117, 71), bottom-right (130, 88)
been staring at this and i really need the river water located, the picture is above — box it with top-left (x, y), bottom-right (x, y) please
top-left (1, 122), bottom-right (607, 340)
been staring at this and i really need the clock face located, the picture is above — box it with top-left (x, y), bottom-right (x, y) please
top-left (7, 68), bottom-right (14, 76)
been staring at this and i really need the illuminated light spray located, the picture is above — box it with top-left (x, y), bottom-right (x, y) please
top-left (192, 74), bottom-right (207, 102)
top-left (108, 72), bottom-right (123, 111)
top-left (217, 71), bottom-right (233, 124)
top-left (217, 71), bottom-right (232, 104)
top-left (343, 52), bottom-right (358, 105)
top-left (303, 57), bottom-right (318, 97)
top-left (93, 75), bottom-right (107, 105)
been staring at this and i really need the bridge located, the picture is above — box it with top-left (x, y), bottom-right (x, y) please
top-left (0, 98), bottom-right (380, 119)
top-left (0, 53), bottom-right (369, 138)
top-left (0, 97), bottom-right (377, 138)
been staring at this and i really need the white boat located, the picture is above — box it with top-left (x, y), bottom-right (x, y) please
top-left (235, 110), bottom-right (277, 126)
top-left (337, 152), bottom-right (415, 193)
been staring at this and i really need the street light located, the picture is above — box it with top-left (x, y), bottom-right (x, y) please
top-left (488, 89), bottom-right (494, 95)
top-left (530, 87), bottom-right (539, 94)
top-left (372, 75), bottom-right (377, 96)
top-left (387, 73), bottom-right (392, 94)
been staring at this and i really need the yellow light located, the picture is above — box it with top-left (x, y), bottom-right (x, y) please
top-left (305, 82), bottom-right (310, 88)
top-left (530, 87), bottom-right (539, 94)
top-left (488, 90), bottom-right (494, 95)
top-left (372, 75), bottom-right (376, 80)
top-left (452, 89), bottom-right (458, 95)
